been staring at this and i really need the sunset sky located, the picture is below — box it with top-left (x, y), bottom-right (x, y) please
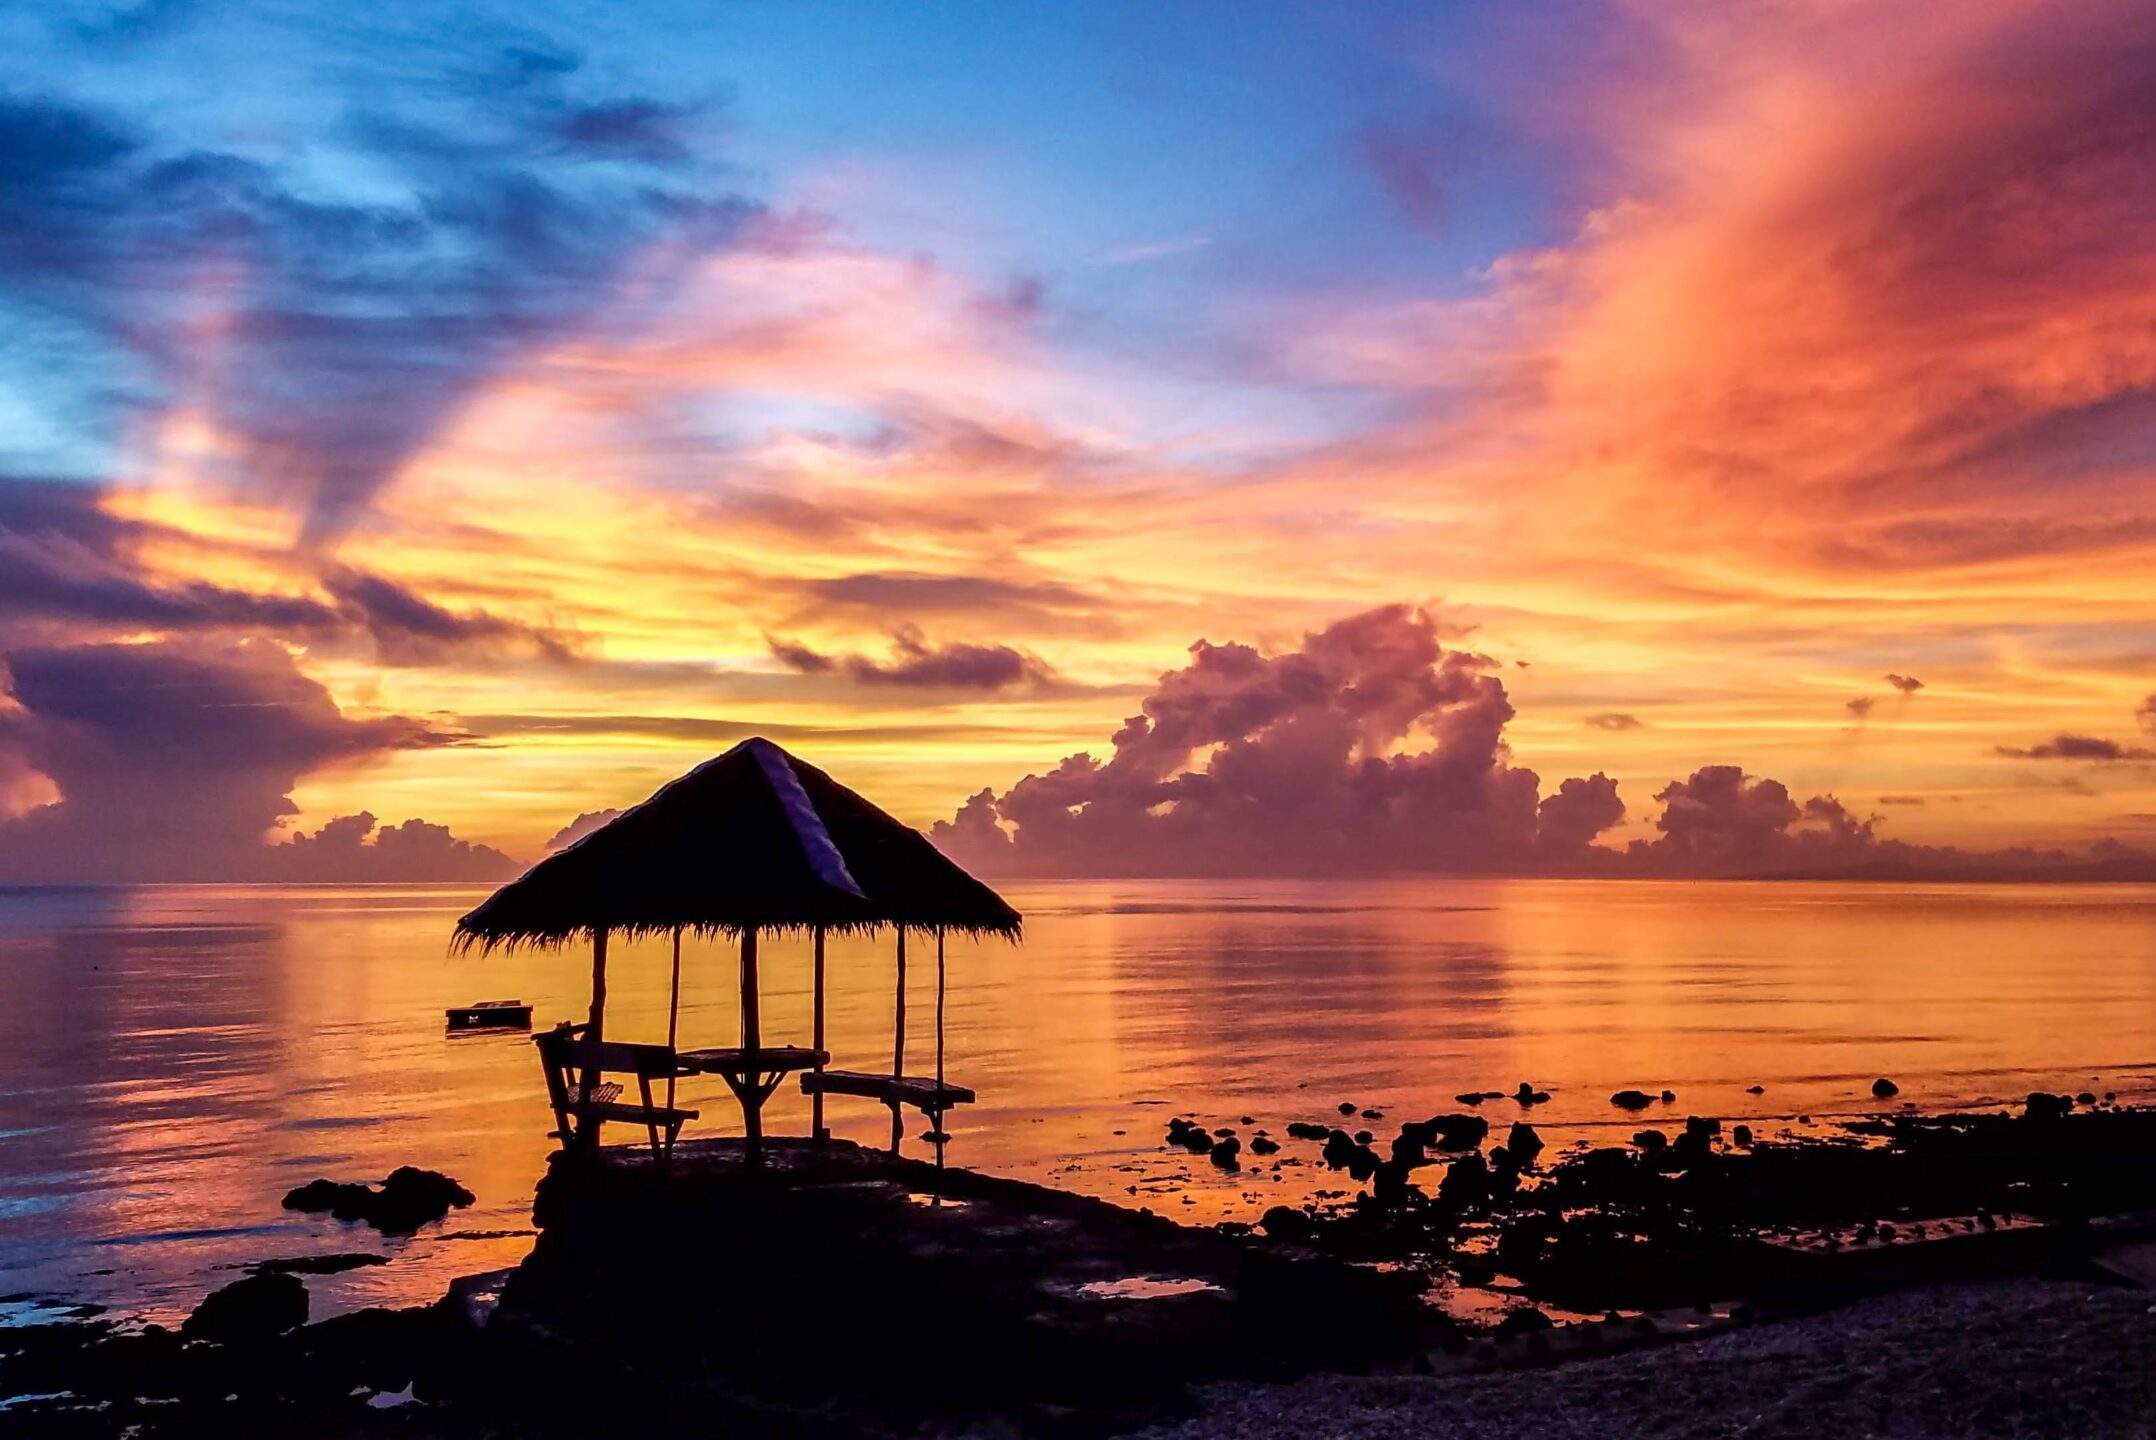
top-left (4, 0), bottom-right (2156, 881)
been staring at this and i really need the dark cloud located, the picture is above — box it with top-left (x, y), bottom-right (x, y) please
top-left (1846, 696), bottom-right (1877, 718)
top-left (0, 71), bottom-right (752, 540)
top-left (1994, 734), bottom-right (2156, 762)
top-left (555, 99), bottom-right (702, 163)
top-left (0, 637), bottom-right (481, 881)
top-left (767, 627), bottom-right (1055, 690)
top-left (1885, 673), bottom-right (1925, 693)
top-left (322, 568), bottom-right (580, 666)
top-left (1356, 122), bottom-right (1454, 233)
top-left (1878, 794), bottom-right (1927, 806)
top-left (931, 606), bottom-right (1623, 877)
top-left (1585, 711), bottom-right (1643, 731)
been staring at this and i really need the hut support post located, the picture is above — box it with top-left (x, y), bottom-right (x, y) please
top-left (740, 926), bottom-right (763, 1164)
top-left (935, 927), bottom-right (947, 1181)
top-left (665, 928), bottom-right (682, 1116)
top-left (890, 927), bottom-right (907, 1154)
top-left (576, 928), bottom-right (610, 1150)
top-left (811, 926), bottom-right (827, 1141)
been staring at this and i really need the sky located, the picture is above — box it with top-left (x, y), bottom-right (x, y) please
top-left (4, 0), bottom-right (2156, 882)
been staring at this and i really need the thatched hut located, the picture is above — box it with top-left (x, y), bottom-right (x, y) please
top-left (455, 737), bottom-right (1021, 1160)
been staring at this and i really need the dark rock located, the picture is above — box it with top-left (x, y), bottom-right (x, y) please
top-left (1611, 1089), bottom-right (1655, 1111)
top-left (1389, 1126), bottom-right (1429, 1168)
top-left (1659, 1090), bottom-right (1676, 1103)
top-left (1354, 1129), bottom-right (1374, 1145)
top-left (1286, 1121), bottom-right (1332, 1141)
top-left (250, 1252), bottom-right (388, 1277)
top-left (181, 1272), bottom-right (307, 1344)
top-left (1514, 1083), bottom-right (1550, 1105)
top-left (1208, 1138), bottom-right (1241, 1170)
top-left (1248, 1135), bottom-right (1280, 1156)
top-left (1425, 1113), bottom-right (1490, 1149)
top-left (1871, 1077), bottom-right (1900, 1098)
top-left (1731, 1124), bottom-right (1754, 1148)
top-left (1373, 1158), bottom-right (1413, 1204)
top-left (1746, 1085), bottom-right (1766, 1094)
top-left (1495, 1305), bottom-right (1553, 1336)
top-left (1260, 1205), bottom-right (1314, 1242)
top-left (1240, 1115), bottom-right (1256, 1126)
top-left (1361, 1109), bottom-right (1385, 1120)
top-left (2077, 1091), bottom-right (2098, 1106)
top-left (1211, 1127), bottom-right (1236, 1137)
top-left (1339, 1102), bottom-right (1358, 1115)
top-left (2025, 1091), bottom-right (2072, 1122)
top-left (1321, 1130), bottom-right (1381, 1181)
top-left (1437, 1153), bottom-right (1491, 1210)
top-left (284, 1168), bottom-right (473, 1234)
top-left (1631, 1129), bottom-right (1668, 1152)
top-left (1456, 1092), bottom-right (1487, 1106)
top-left (1506, 1122), bottom-right (1544, 1165)
top-left (1684, 1116), bottom-right (1720, 1139)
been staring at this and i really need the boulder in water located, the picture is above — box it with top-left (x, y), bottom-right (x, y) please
top-left (1871, 1077), bottom-right (1900, 1099)
top-left (182, 1272), bottom-right (307, 1344)
top-left (1611, 1089), bottom-right (1655, 1111)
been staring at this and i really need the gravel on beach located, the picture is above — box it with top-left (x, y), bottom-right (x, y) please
top-left (1139, 1279), bottom-right (2156, 1439)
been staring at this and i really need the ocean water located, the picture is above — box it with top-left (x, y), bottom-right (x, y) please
top-left (2, 878), bottom-right (2154, 1325)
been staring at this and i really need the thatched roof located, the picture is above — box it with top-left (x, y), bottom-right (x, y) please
top-left (453, 738), bottom-right (1021, 951)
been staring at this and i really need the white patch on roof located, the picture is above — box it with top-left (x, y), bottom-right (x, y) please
top-left (746, 738), bottom-right (866, 899)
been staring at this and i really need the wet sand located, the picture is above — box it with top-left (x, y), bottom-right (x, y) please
top-left (1145, 1278), bottom-right (2156, 1439)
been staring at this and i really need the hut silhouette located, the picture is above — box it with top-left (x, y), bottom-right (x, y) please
top-left (455, 737), bottom-right (1021, 1161)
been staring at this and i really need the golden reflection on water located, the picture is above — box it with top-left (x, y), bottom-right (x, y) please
top-left (2, 878), bottom-right (2154, 1323)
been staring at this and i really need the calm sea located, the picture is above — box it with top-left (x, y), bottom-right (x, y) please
top-left (3, 879), bottom-right (2153, 1325)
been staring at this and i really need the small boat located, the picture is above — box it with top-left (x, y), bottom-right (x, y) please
top-left (445, 999), bottom-right (533, 1032)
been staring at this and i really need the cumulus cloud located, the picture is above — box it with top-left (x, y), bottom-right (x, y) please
top-left (0, 638), bottom-right (494, 882)
top-left (545, 808), bottom-right (622, 851)
top-left (1886, 674), bottom-right (1925, 694)
top-left (930, 605), bottom-right (1624, 877)
top-left (1846, 696), bottom-right (1877, 718)
top-left (767, 627), bottom-right (1055, 690)
top-left (272, 811), bottom-right (517, 882)
top-left (1625, 768), bottom-right (1878, 875)
top-left (1994, 734), bottom-right (2156, 762)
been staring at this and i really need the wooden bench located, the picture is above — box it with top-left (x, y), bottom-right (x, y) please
top-left (799, 1070), bottom-right (975, 1144)
top-left (534, 1024), bottom-right (699, 1160)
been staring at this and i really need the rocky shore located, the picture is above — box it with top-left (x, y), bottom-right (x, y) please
top-left (10, 1100), bottom-right (2156, 1437)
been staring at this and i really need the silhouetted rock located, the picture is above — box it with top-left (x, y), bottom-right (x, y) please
top-left (1872, 1077), bottom-right (1900, 1098)
top-left (1321, 1129), bottom-right (1381, 1181)
top-left (1249, 1135), bottom-right (1280, 1156)
top-left (1286, 1121), bottom-right (1332, 1141)
top-left (250, 1252), bottom-right (388, 1276)
top-left (1659, 1089), bottom-right (1676, 1103)
top-left (1632, 1129), bottom-right (1668, 1152)
top-left (1426, 1113), bottom-right (1490, 1149)
top-left (1456, 1092), bottom-right (1487, 1106)
top-left (1732, 1124), bottom-right (1754, 1148)
top-left (2077, 1091), bottom-right (2098, 1106)
top-left (1208, 1138), bottom-right (1241, 1170)
top-left (284, 1167), bottom-right (473, 1234)
top-left (1746, 1084), bottom-right (1766, 1094)
top-left (1260, 1205), bottom-right (1314, 1242)
top-left (182, 1272), bottom-right (307, 1344)
top-left (1438, 1153), bottom-right (1490, 1209)
top-left (1361, 1109), bottom-right (1385, 1120)
top-left (1612, 1090), bottom-right (1655, 1110)
top-left (1514, 1083), bottom-right (1551, 1104)
top-left (1495, 1305), bottom-right (1553, 1336)
top-left (1506, 1122), bottom-right (1544, 1165)
top-left (1685, 1116), bottom-right (1720, 1138)
top-left (1339, 1102), bottom-right (1358, 1115)
top-left (2025, 1091), bottom-right (2072, 1122)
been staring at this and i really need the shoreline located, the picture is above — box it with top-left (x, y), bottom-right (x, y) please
top-left (11, 1099), bottom-right (2156, 1435)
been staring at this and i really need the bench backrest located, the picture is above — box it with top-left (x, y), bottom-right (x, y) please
top-left (533, 1026), bottom-right (679, 1080)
